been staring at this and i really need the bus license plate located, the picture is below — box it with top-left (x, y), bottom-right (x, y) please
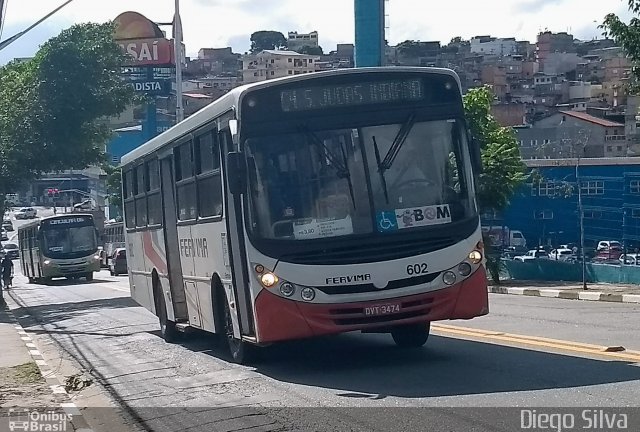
top-left (364, 303), bottom-right (401, 316)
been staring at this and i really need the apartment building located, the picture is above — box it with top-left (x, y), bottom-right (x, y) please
top-left (241, 50), bottom-right (319, 84)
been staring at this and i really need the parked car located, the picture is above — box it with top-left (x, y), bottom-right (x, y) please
top-left (549, 248), bottom-right (573, 261)
top-left (2, 219), bottom-right (13, 231)
top-left (619, 253), bottom-right (640, 265)
top-left (109, 248), bottom-right (127, 276)
top-left (0, 228), bottom-right (7, 241)
top-left (14, 207), bottom-right (36, 219)
top-left (513, 249), bottom-right (550, 262)
top-left (597, 240), bottom-right (622, 251)
top-left (2, 242), bottom-right (19, 259)
top-left (594, 248), bottom-right (623, 262)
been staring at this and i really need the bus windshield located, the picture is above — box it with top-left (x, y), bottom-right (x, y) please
top-left (41, 225), bottom-right (97, 258)
top-left (245, 118), bottom-right (475, 241)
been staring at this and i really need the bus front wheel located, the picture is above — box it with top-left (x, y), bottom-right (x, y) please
top-left (223, 296), bottom-right (255, 364)
top-left (156, 287), bottom-right (179, 343)
top-left (391, 323), bottom-right (430, 348)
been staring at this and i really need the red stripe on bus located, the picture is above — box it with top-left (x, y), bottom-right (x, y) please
top-left (143, 231), bottom-right (168, 274)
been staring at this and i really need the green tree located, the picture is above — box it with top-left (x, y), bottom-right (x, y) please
top-left (601, 1), bottom-right (640, 92)
top-left (0, 22), bottom-right (135, 216)
top-left (463, 86), bottom-right (527, 282)
top-left (102, 162), bottom-right (123, 216)
top-left (250, 31), bottom-right (287, 53)
top-left (396, 40), bottom-right (440, 58)
top-left (295, 45), bottom-right (324, 55)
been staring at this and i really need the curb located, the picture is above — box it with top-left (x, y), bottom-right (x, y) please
top-left (2, 303), bottom-right (96, 432)
top-left (489, 286), bottom-right (640, 304)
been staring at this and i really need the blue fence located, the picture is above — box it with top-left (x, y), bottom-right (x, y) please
top-left (502, 259), bottom-right (640, 285)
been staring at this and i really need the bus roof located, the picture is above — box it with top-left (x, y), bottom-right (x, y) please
top-left (119, 66), bottom-right (460, 167)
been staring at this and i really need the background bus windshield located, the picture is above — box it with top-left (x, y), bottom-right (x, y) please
top-left (245, 119), bottom-right (475, 241)
top-left (41, 225), bottom-right (97, 258)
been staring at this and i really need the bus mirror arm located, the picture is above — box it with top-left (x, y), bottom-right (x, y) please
top-left (227, 152), bottom-right (247, 195)
top-left (470, 135), bottom-right (483, 175)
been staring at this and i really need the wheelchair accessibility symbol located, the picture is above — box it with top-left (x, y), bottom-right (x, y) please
top-left (376, 211), bottom-right (398, 232)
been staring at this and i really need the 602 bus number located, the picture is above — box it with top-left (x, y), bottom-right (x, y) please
top-left (406, 263), bottom-right (428, 275)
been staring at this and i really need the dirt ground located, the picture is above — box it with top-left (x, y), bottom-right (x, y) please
top-left (0, 362), bottom-right (58, 408)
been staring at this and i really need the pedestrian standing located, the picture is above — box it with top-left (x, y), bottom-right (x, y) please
top-left (1, 255), bottom-right (14, 291)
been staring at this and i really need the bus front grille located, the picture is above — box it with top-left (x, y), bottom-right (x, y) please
top-left (281, 236), bottom-right (456, 265)
top-left (316, 272), bottom-right (441, 295)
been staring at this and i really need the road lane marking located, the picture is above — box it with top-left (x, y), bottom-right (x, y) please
top-left (432, 323), bottom-right (640, 362)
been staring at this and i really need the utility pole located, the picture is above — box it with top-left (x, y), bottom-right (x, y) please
top-left (576, 155), bottom-right (587, 290)
top-left (173, 0), bottom-right (184, 123)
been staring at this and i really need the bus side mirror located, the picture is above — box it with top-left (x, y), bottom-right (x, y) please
top-left (226, 151), bottom-right (246, 195)
top-left (470, 135), bottom-right (483, 175)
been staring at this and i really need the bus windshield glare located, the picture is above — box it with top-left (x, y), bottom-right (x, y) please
top-left (245, 118), bottom-right (475, 241)
top-left (41, 225), bottom-right (97, 258)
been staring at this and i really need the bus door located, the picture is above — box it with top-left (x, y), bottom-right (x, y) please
top-left (159, 156), bottom-right (188, 321)
top-left (220, 126), bottom-right (255, 338)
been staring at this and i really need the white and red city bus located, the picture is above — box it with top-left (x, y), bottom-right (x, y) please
top-left (101, 220), bottom-right (125, 267)
top-left (120, 67), bottom-right (488, 363)
top-left (18, 213), bottom-right (101, 283)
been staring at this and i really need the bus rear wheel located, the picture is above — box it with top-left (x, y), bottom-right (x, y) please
top-left (223, 296), bottom-right (255, 364)
top-left (156, 285), bottom-right (179, 343)
top-left (391, 323), bottom-right (430, 348)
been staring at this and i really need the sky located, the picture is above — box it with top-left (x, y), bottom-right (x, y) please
top-left (0, 0), bottom-right (635, 65)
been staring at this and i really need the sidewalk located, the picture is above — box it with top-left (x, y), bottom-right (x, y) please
top-left (0, 301), bottom-right (61, 408)
top-left (489, 280), bottom-right (640, 304)
top-left (0, 296), bottom-right (95, 431)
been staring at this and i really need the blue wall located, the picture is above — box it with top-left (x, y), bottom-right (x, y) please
top-left (354, 0), bottom-right (385, 67)
top-left (483, 162), bottom-right (640, 250)
top-left (106, 129), bottom-right (146, 165)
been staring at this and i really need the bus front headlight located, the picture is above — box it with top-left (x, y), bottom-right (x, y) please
top-left (468, 250), bottom-right (482, 264)
top-left (260, 272), bottom-right (278, 288)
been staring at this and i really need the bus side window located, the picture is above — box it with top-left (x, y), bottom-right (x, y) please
top-left (175, 140), bottom-right (197, 221)
top-left (123, 169), bottom-right (136, 229)
top-left (195, 130), bottom-right (223, 218)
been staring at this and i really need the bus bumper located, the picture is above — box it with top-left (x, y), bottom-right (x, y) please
top-left (42, 260), bottom-right (100, 278)
top-left (254, 266), bottom-right (489, 343)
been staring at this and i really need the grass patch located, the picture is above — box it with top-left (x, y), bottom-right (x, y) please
top-left (9, 362), bottom-right (42, 384)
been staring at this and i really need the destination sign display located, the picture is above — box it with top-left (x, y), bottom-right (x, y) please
top-left (42, 216), bottom-right (92, 227)
top-left (280, 78), bottom-right (425, 112)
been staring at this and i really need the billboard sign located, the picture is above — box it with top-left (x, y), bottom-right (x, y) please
top-left (128, 78), bottom-right (172, 96)
top-left (114, 11), bottom-right (175, 66)
top-left (119, 39), bottom-right (174, 66)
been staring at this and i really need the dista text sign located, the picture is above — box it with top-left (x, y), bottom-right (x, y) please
top-left (118, 38), bottom-right (174, 66)
top-left (128, 80), bottom-right (171, 96)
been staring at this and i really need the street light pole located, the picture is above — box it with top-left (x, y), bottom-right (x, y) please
top-left (576, 154), bottom-right (587, 290)
top-left (173, 0), bottom-right (184, 123)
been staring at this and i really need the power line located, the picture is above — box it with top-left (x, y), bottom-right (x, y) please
top-left (0, 0), bottom-right (73, 52)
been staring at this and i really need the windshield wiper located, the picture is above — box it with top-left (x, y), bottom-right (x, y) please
top-left (299, 125), bottom-right (356, 209)
top-left (378, 113), bottom-right (416, 173)
top-left (372, 136), bottom-right (389, 204)
top-left (373, 113), bottom-right (416, 204)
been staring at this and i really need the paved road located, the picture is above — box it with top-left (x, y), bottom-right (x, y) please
top-left (5, 210), bottom-right (640, 431)
top-left (7, 274), bottom-right (640, 429)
